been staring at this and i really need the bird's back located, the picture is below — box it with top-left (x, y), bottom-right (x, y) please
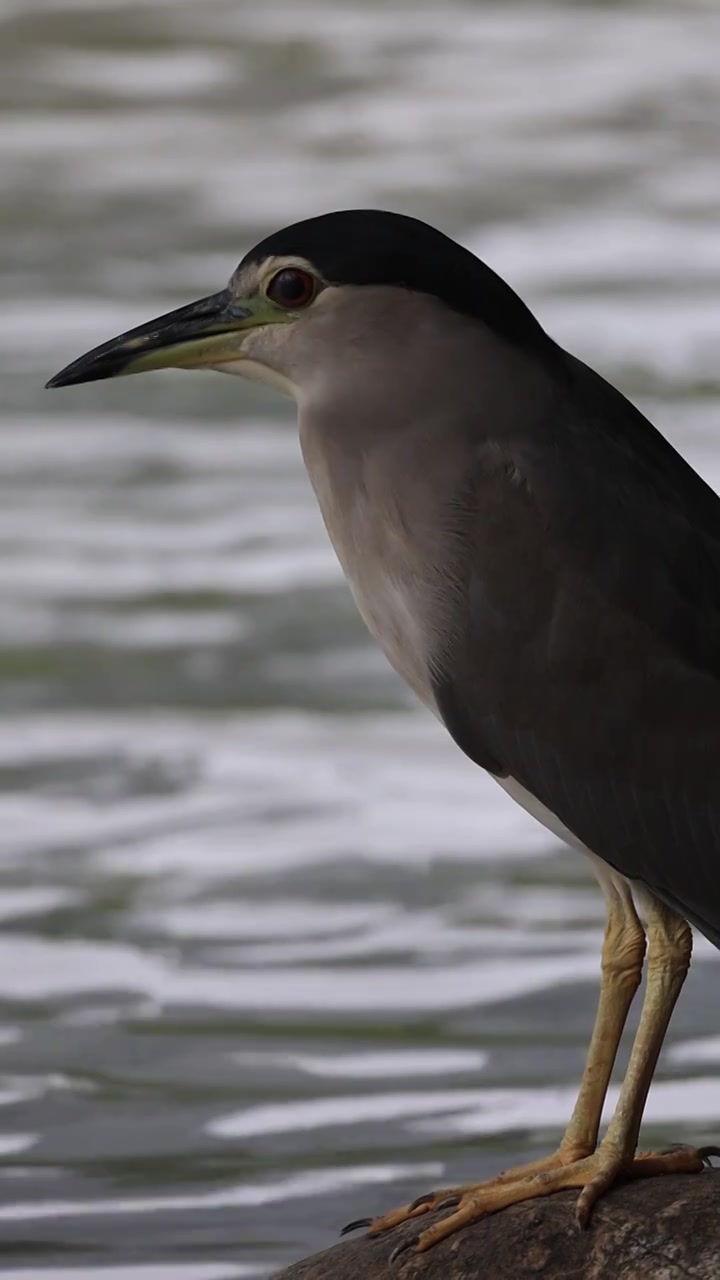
top-left (431, 348), bottom-right (720, 947)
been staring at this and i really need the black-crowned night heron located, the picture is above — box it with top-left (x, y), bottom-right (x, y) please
top-left (48, 210), bottom-right (720, 1257)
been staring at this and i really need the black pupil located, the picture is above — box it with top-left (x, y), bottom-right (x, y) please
top-left (272, 269), bottom-right (311, 305)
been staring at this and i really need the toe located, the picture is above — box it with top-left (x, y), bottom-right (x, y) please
top-left (434, 1194), bottom-right (461, 1212)
top-left (368, 1187), bottom-right (458, 1236)
top-left (415, 1202), bottom-right (478, 1252)
top-left (407, 1191), bottom-right (438, 1212)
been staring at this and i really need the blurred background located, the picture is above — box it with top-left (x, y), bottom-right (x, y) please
top-left (1, 0), bottom-right (720, 1276)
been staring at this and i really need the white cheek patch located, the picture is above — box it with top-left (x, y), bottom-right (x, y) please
top-left (209, 361), bottom-right (249, 377)
top-left (211, 358), bottom-right (299, 399)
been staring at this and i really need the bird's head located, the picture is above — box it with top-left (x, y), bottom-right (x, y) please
top-left (47, 209), bottom-right (549, 402)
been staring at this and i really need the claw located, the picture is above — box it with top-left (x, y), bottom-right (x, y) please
top-left (408, 1191), bottom-right (436, 1212)
top-left (435, 1194), bottom-right (461, 1212)
top-left (339, 1216), bottom-right (373, 1236)
top-left (389, 1236), bottom-right (418, 1264)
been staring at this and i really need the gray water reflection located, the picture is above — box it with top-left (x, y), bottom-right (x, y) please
top-left (2, 0), bottom-right (720, 1274)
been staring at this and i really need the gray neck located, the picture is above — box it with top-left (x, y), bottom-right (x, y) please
top-left (294, 289), bottom-right (557, 705)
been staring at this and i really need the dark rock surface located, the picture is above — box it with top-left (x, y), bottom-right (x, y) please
top-left (274, 1172), bottom-right (720, 1279)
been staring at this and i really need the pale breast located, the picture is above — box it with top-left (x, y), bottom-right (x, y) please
top-left (344, 563), bottom-right (436, 707)
top-left (300, 438), bottom-right (441, 707)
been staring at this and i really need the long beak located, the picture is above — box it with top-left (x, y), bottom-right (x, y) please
top-left (46, 289), bottom-right (269, 389)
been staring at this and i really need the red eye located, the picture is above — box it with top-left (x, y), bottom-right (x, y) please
top-left (266, 268), bottom-right (316, 308)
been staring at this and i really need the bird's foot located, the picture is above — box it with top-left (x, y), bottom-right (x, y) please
top-left (341, 1142), bottom-right (711, 1257)
top-left (340, 1144), bottom-right (586, 1239)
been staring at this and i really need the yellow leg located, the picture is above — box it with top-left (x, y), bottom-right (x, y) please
top-left (343, 876), bottom-right (646, 1239)
top-left (407, 894), bottom-right (701, 1257)
top-left (346, 889), bottom-right (707, 1258)
top-left (574, 891), bottom-right (694, 1222)
top-left (559, 874), bottom-right (646, 1161)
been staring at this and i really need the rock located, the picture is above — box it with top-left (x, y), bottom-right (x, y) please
top-left (273, 1171), bottom-right (720, 1279)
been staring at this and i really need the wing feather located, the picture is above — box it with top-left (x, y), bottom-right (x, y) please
top-left (432, 351), bottom-right (720, 944)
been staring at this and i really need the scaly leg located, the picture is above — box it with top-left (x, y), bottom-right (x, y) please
top-left (370, 893), bottom-right (705, 1259)
top-left (554, 873), bottom-right (647, 1163)
top-left (342, 874), bottom-right (646, 1239)
top-left (572, 891), bottom-right (697, 1224)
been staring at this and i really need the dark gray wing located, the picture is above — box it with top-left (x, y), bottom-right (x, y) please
top-left (432, 351), bottom-right (720, 945)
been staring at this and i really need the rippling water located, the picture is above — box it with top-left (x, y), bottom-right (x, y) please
top-left (2, 1), bottom-right (720, 1274)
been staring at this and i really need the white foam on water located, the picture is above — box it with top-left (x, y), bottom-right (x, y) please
top-left (209, 1090), bottom-right (489, 1140)
top-left (412, 1076), bottom-right (720, 1136)
top-left (669, 1036), bottom-right (720, 1065)
top-left (208, 1073), bottom-right (720, 1143)
top-left (0, 1134), bottom-right (36, 1156)
top-left (234, 1048), bottom-right (488, 1080)
top-left (0, 935), bottom-right (600, 1011)
top-left (0, 711), bottom-right (563, 871)
top-left (0, 1161), bottom-right (444, 1223)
